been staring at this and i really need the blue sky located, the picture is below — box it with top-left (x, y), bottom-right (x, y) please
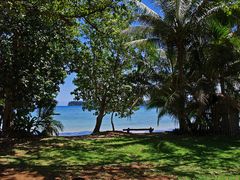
top-left (56, 0), bottom-right (158, 105)
top-left (56, 73), bottom-right (76, 105)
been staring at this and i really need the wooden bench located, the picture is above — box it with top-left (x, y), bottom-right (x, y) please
top-left (123, 127), bottom-right (154, 134)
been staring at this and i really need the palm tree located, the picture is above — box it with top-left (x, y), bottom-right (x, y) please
top-left (192, 18), bottom-right (240, 135)
top-left (35, 104), bottom-right (64, 136)
top-left (127, 0), bottom-right (235, 132)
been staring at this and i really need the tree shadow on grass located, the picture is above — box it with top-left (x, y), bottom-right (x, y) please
top-left (93, 133), bottom-right (240, 178)
top-left (1, 137), bottom-right (151, 179)
top-left (0, 133), bottom-right (239, 179)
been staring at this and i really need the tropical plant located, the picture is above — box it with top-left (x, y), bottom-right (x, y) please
top-left (186, 14), bottom-right (240, 135)
top-left (35, 103), bottom-right (64, 136)
top-left (127, 0), bottom-right (237, 132)
top-left (11, 101), bottom-right (63, 137)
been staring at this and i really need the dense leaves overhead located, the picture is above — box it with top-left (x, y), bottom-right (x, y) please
top-left (72, 3), bottom-right (144, 133)
top-left (0, 0), bottom-right (124, 136)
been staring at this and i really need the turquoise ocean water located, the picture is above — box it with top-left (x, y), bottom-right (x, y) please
top-left (55, 106), bottom-right (178, 136)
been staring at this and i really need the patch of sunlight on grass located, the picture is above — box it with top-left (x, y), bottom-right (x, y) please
top-left (13, 149), bottom-right (27, 157)
top-left (1, 135), bottom-right (239, 179)
top-left (30, 159), bottom-right (53, 166)
top-left (0, 156), bottom-right (18, 165)
top-left (192, 175), bottom-right (240, 180)
top-left (156, 141), bottom-right (190, 155)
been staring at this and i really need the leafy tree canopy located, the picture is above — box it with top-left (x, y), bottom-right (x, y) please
top-left (72, 2), bottom-right (144, 133)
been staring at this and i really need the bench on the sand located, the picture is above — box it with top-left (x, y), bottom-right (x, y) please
top-left (123, 127), bottom-right (154, 133)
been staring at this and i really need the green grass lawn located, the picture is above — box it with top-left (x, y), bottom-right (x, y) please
top-left (0, 133), bottom-right (239, 179)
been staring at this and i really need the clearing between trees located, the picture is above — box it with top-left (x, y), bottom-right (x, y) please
top-left (0, 132), bottom-right (239, 179)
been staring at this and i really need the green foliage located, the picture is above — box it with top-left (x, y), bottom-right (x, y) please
top-left (127, 0), bottom-right (231, 132)
top-left (10, 101), bottom-right (63, 137)
top-left (0, 0), bottom-right (78, 134)
top-left (0, 0), bottom-right (239, 136)
top-left (35, 102), bottom-right (64, 136)
top-left (0, 0), bottom-right (123, 135)
top-left (72, 2), bottom-right (143, 132)
top-left (127, 0), bottom-right (240, 135)
top-left (184, 11), bottom-right (240, 134)
top-left (0, 99), bottom-right (4, 106)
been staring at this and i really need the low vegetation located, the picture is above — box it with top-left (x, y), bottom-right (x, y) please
top-left (0, 133), bottom-right (239, 179)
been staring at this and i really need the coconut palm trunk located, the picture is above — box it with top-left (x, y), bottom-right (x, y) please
top-left (221, 98), bottom-right (240, 136)
top-left (176, 41), bottom-right (189, 132)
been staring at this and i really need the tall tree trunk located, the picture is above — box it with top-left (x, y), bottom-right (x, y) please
top-left (211, 105), bottom-right (221, 134)
top-left (0, 118), bottom-right (1, 131)
top-left (0, 106), bottom-right (3, 131)
top-left (228, 108), bottom-right (239, 136)
top-left (2, 90), bottom-right (13, 135)
top-left (110, 112), bottom-right (115, 131)
top-left (176, 41), bottom-right (189, 133)
top-left (221, 99), bottom-right (239, 136)
top-left (179, 116), bottom-right (189, 132)
top-left (93, 103), bottom-right (105, 134)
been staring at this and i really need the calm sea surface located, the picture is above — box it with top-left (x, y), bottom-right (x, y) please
top-left (55, 106), bottom-right (178, 136)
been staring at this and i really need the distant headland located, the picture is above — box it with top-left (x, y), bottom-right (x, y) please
top-left (68, 101), bottom-right (83, 106)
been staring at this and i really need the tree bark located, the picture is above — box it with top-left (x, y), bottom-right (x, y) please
top-left (176, 41), bottom-right (189, 133)
top-left (221, 101), bottom-right (239, 136)
top-left (211, 105), bottom-right (221, 134)
top-left (0, 105), bottom-right (3, 131)
top-left (2, 90), bottom-right (13, 135)
top-left (228, 108), bottom-right (239, 136)
top-left (0, 119), bottom-right (1, 131)
top-left (110, 112), bottom-right (115, 131)
top-left (93, 103), bottom-right (105, 134)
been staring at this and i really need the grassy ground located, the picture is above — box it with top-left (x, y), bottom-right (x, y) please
top-left (0, 132), bottom-right (239, 179)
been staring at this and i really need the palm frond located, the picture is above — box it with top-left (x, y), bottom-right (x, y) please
top-left (48, 120), bottom-right (64, 136)
top-left (176, 0), bottom-right (192, 21)
top-left (138, 14), bottom-right (172, 34)
top-left (191, 0), bottom-right (207, 15)
top-left (193, 1), bottom-right (237, 24)
top-left (164, 91), bottom-right (179, 107)
top-left (132, 0), bottom-right (160, 19)
top-left (126, 37), bottom-right (160, 47)
top-left (208, 19), bottom-right (230, 40)
top-left (197, 90), bottom-right (208, 106)
top-left (196, 5), bottom-right (223, 23)
top-left (157, 107), bottom-right (168, 126)
top-left (154, 0), bottom-right (175, 18)
top-left (137, 14), bottom-right (162, 26)
top-left (122, 25), bottom-right (154, 35)
top-left (156, 48), bottom-right (167, 58)
top-left (227, 60), bottom-right (240, 76)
